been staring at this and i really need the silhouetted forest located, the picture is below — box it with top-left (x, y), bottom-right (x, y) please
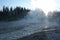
top-left (48, 11), bottom-right (60, 24)
top-left (52, 11), bottom-right (60, 23)
top-left (0, 6), bottom-right (30, 21)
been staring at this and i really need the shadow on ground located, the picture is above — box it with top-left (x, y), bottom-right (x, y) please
top-left (17, 27), bottom-right (60, 40)
top-left (17, 31), bottom-right (47, 40)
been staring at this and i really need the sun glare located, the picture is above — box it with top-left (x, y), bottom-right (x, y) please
top-left (31, 0), bottom-right (56, 16)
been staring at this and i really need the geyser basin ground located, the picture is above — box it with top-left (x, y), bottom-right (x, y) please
top-left (18, 27), bottom-right (60, 40)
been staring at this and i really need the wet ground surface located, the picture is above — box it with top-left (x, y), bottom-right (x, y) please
top-left (18, 27), bottom-right (60, 40)
top-left (0, 18), bottom-right (60, 40)
top-left (44, 27), bottom-right (60, 40)
top-left (0, 23), bottom-right (45, 40)
top-left (18, 31), bottom-right (46, 40)
top-left (0, 24), bottom-right (60, 40)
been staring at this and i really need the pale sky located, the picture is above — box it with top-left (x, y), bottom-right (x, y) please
top-left (0, 0), bottom-right (60, 11)
top-left (0, 0), bottom-right (32, 9)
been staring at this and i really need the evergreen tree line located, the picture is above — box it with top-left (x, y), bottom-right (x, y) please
top-left (0, 6), bottom-right (30, 21)
top-left (48, 11), bottom-right (60, 24)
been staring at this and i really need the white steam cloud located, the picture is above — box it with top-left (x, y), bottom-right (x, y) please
top-left (31, 0), bottom-right (56, 15)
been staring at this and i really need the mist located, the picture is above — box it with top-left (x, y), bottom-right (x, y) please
top-left (0, 8), bottom-right (59, 30)
top-left (0, 7), bottom-right (60, 40)
top-left (0, 8), bottom-right (46, 27)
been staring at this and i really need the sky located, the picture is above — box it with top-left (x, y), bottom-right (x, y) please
top-left (0, 0), bottom-right (32, 9)
top-left (0, 0), bottom-right (60, 12)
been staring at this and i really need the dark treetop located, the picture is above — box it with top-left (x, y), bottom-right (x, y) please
top-left (0, 6), bottom-right (30, 21)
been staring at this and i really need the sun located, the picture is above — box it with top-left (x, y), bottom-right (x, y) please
top-left (31, 0), bottom-right (56, 16)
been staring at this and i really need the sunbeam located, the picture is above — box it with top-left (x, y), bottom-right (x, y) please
top-left (31, 0), bottom-right (56, 16)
